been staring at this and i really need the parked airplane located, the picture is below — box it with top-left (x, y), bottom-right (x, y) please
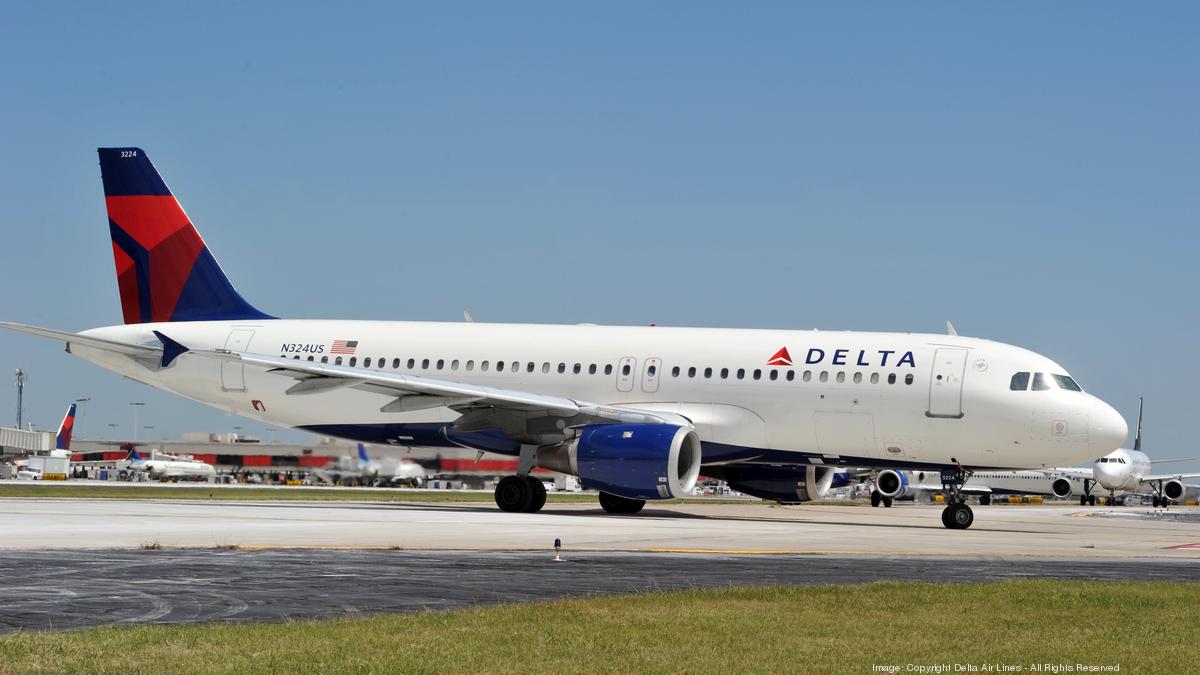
top-left (878, 468), bottom-right (1087, 506)
top-left (1054, 399), bottom-right (1199, 507)
top-left (314, 443), bottom-right (427, 486)
top-left (0, 148), bottom-right (1128, 528)
top-left (14, 404), bottom-right (77, 478)
top-left (124, 448), bottom-right (217, 481)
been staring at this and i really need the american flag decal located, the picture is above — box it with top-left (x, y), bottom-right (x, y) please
top-left (331, 340), bottom-right (359, 355)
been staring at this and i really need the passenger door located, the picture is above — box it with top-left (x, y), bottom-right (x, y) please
top-left (927, 348), bottom-right (968, 418)
top-left (221, 329), bottom-right (255, 391)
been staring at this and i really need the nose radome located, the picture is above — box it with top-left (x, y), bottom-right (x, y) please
top-left (1089, 400), bottom-right (1128, 455)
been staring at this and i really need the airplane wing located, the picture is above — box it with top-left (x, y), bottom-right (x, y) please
top-left (189, 347), bottom-right (690, 439)
top-left (1139, 472), bottom-right (1200, 485)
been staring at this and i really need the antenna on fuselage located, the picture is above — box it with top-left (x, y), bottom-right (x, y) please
top-left (1133, 397), bottom-right (1144, 452)
top-left (945, 321), bottom-right (958, 336)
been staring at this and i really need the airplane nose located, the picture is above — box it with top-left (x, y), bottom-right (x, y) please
top-left (1088, 400), bottom-right (1128, 455)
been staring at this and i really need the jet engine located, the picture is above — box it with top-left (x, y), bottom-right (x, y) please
top-left (1164, 479), bottom-right (1185, 502)
top-left (874, 469), bottom-right (910, 499)
top-left (709, 464), bottom-right (851, 504)
top-left (536, 424), bottom-right (701, 500)
top-left (1051, 477), bottom-right (1074, 498)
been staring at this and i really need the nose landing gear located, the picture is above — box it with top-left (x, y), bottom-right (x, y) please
top-left (939, 460), bottom-right (975, 530)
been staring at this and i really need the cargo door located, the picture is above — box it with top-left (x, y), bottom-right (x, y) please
top-left (927, 347), bottom-right (968, 418)
top-left (221, 329), bottom-right (255, 391)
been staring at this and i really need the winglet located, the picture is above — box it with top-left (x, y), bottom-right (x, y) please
top-left (153, 330), bottom-right (189, 368)
top-left (945, 320), bottom-right (958, 336)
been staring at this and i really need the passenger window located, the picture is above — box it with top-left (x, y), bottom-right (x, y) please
top-left (819, 371), bottom-right (828, 383)
top-left (904, 374), bottom-right (914, 385)
top-left (803, 371), bottom-right (812, 382)
top-left (466, 360), bottom-right (474, 371)
top-left (392, 358), bottom-right (401, 369)
top-left (720, 368), bottom-right (729, 379)
top-left (888, 373), bottom-right (896, 384)
top-left (1031, 372), bottom-right (1050, 391)
top-left (451, 360), bottom-right (459, 370)
top-left (335, 357), bottom-right (343, 365)
top-left (853, 372), bottom-right (862, 384)
top-left (786, 370), bottom-right (795, 381)
top-left (704, 367), bottom-right (713, 378)
top-left (605, 364), bottom-right (613, 375)
top-left (835, 372), bottom-right (844, 383)
top-left (542, 362), bottom-right (550, 374)
top-left (307, 355), bottom-right (314, 361)
top-left (421, 359), bottom-right (430, 369)
top-left (572, 363), bottom-right (581, 374)
top-left (497, 361), bottom-right (505, 371)
top-left (870, 373), bottom-right (879, 384)
top-left (589, 364), bottom-right (597, 375)
top-left (671, 366), bottom-right (680, 377)
top-left (511, 361), bottom-right (519, 373)
top-left (364, 357), bottom-right (372, 368)
top-left (558, 363), bottom-right (566, 374)
top-left (349, 357), bottom-right (357, 367)
top-left (407, 358), bottom-right (415, 369)
top-left (436, 359), bottom-right (444, 370)
top-left (687, 367), bottom-right (696, 378)
top-left (769, 370), bottom-right (779, 381)
top-left (321, 356), bottom-right (329, 364)
top-left (622, 364), bottom-right (632, 376)
top-left (1010, 372), bottom-right (1030, 391)
top-left (737, 368), bottom-right (745, 380)
top-left (753, 369), bottom-right (762, 380)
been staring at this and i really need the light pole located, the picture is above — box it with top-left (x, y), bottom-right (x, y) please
top-left (129, 402), bottom-right (144, 442)
top-left (75, 398), bottom-right (91, 439)
top-left (15, 369), bottom-right (25, 429)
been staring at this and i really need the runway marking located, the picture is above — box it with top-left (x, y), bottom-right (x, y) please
top-left (637, 547), bottom-right (1181, 558)
top-left (1166, 543), bottom-right (1200, 550)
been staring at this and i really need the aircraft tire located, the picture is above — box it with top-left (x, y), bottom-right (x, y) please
top-left (870, 491), bottom-right (882, 507)
top-left (1080, 495), bottom-right (1087, 506)
top-left (1088, 495), bottom-right (1096, 506)
top-left (944, 503), bottom-right (974, 530)
top-left (524, 476), bottom-right (547, 513)
top-left (495, 475), bottom-right (532, 513)
top-left (940, 506), bottom-right (952, 528)
top-left (599, 492), bottom-right (645, 514)
top-left (883, 496), bottom-right (893, 508)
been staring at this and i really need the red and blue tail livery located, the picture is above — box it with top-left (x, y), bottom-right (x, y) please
top-left (99, 147), bottom-right (273, 324)
top-left (55, 404), bottom-right (76, 450)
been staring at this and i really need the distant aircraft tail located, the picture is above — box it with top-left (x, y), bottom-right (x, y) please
top-left (357, 443), bottom-right (370, 464)
top-left (55, 404), bottom-right (77, 450)
top-left (98, 147), bottom-right (274, 324)
top-left (127, 448), bottom-right (143, 462)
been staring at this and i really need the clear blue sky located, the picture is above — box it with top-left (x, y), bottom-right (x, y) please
top-left (1, 3), bottom-right (1197, 469)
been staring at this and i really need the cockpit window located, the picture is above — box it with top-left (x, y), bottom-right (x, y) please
top-left (1052, 374), bottom-right (1082, 391)
top-left (1010, 372), bottom-right (1030, 391)
top-left (1030, 372), bottom-right (1050, 391)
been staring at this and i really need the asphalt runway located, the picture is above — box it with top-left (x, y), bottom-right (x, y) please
top-left (2, 549), bottom-right (1199, 633)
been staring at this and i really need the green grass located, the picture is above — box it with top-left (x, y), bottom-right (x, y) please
top-left (2, 581), bottom-right (1194, 673)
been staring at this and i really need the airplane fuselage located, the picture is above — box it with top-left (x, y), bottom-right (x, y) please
top-left (72, 319), bottom-right (1126, 472)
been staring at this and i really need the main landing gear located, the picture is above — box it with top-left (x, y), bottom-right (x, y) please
top-left (494, 444), bottom-right (547, 513)
top-left (869, 490), bottom-right (893, 508)
top-left (939, 460), bottom-right (975, 530)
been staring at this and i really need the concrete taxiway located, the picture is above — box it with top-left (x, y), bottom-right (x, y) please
top-left (1, 499), bottom-right (1198, 557)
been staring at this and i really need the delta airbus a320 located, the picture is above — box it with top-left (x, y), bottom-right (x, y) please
top-left (1, 148), bottom-right (1128, 529)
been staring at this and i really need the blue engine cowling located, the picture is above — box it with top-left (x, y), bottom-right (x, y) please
top-left (875, 469), bottom-right (910, 499)
top-left (712, 465), bottom-right (851, 504)
top-left (555, 424), bottom-right (702, 500)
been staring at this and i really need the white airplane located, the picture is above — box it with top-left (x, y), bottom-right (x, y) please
top-left (0, 147), bottom-right (1128, 529)
top-left (123, 447), bottom-right (217, 481)
top-left (876, 469), bottom-right (1087, 507)
top-left (1053, 399), bottom-right (1199, 507)
top-left (315, 443), bottom-right (427, 486)
top-left (13, 404), bottom-right (76, 478)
